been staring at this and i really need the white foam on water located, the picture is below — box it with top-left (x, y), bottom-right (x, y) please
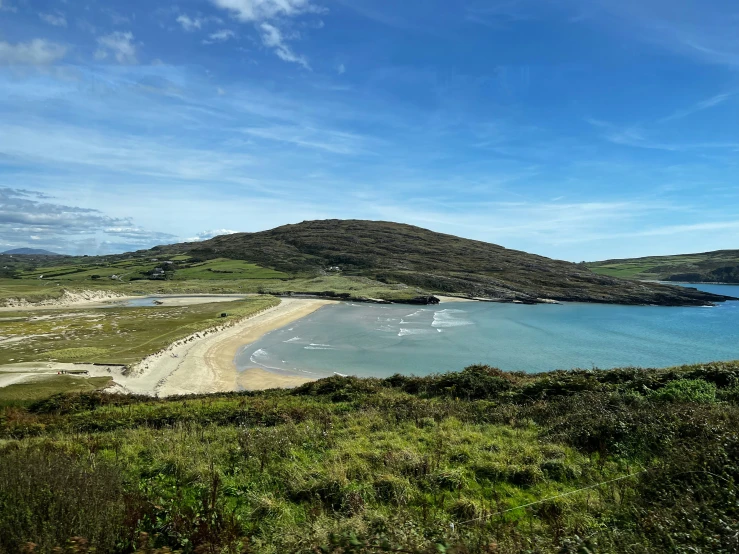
top-left (404, 309), bottom-right (427, 317)
top-left (398, 328), bottom-right (434, 337)
top-left (432, 309), bottom-right (473, 328)
top-left (305, 343), bottom-right (335, 350)
top-left (249, 348), bottom-right (272, 365)
top-left (283, 336), bottom-right (301, 343)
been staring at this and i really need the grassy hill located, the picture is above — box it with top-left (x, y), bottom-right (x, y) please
top-left (167, 220), bottom-right (731, 306)
top-left (2, 220), bottom-right (734, 306)
top-left (2, 362), bottom-right (738, 553)
top-left (588, 250), bottom-right (739, 283)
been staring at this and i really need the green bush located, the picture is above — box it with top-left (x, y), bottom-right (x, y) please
top-left (652, 379), bottom-right (717, 403)
top-left (0, 447), bottom-right (140, 553)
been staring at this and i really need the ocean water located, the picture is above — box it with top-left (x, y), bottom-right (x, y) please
top-left (235, 284), bottom-right (739, 379)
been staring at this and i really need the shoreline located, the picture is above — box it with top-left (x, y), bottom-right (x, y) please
top-left (107, 298), bottom-right (335, 396)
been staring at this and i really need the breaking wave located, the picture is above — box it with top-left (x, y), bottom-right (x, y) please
top-left (305, 343), bottom-right (335, 350)
top-left (398, 328), bottom-right (434, 337)
top-left (432, 309), bottom-right (474, 328)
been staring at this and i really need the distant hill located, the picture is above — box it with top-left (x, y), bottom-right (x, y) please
top-left (2, 248), bottom-right (64, 256)
top-left (152, 219), bottom-right (731, 306)
top-left (588, 250), bottom-right (739, 284)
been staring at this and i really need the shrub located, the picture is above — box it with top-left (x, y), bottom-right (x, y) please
top-left (652, 379), bottom-right (717, 403)
top-left (0, 447), bottom-right (139, 553)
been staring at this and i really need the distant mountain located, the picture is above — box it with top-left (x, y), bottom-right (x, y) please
top-left (153, 219), bottom-right (732, 306)
top-left (2, 248), bottom-right (64, 256)
top-left (589, 250), bottom-right (739, 284)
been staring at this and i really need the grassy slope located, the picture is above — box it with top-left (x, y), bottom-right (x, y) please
top-left (588, 249), bottom-right (739, 283)
top-left (0, 375), bottom-right (112, 408)
top-left (0, 296), bottom-right (278, 366)
top-left (176, 220), bottom-right (731, 305)
top-left (1, 362), bottom-right (737, 553)
top-left (3, 221), bottom-right (732, 306)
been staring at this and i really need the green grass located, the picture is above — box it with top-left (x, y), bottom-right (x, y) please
top-left (1, 362), bottom-right (738, 552)
top-left (13, 257), bottom-right (289, 284)
top-left (0, 375), bottom-right (112, 408)
top-left (0, 296), bottom-right (279, 366)
top-left (589, 250), bottom-right (739, 283)
top-left (171, 258), bottom-right (289, 280)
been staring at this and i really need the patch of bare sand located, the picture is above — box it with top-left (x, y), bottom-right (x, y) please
top-left (0, 362), bottom-right (122, 388)
top-left (436, 295), bottom-right (476, 303)
top-left (0, 290), bottom-right (131, 312)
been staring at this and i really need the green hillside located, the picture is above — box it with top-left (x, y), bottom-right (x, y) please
top-left (588, 250), bottom-right (739, 283)
top-left (169, 220), bottom-right (732, 306)
top-left (2, 362), bottom-right (738, 553)
top-left (2, 221), bottom-right (735, 306)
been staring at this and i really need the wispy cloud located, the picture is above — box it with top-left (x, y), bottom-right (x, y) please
top-left (587, 118), bottom-right (739, 152)
top-left (211, 0), bottom-right (321, 67)
top-left (465, 0), bottom-right (535, 28)
top-left (572, 0), bottom-right (739, 68)
top-left (176, 14), bottom-right (204, 31)
top-left (259, 23), bottom-right (309, 68)
top-left (0, 39), bottom-right (68, 65)
top-left (39, 11), bottom-right (67, 27)
top-left (204, 29), bottom-right (237, 44)
top-left (241, 124), bottom-right (368, 154)
top-left (95, 32), bottom-right (138, 64)
top-left (211, 0), bottom-right (320, 22)
top-left (660, 92), bottom-right (737, 123)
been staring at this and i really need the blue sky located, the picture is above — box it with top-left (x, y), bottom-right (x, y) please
top-left (0, 0), bottom-right (738, 260)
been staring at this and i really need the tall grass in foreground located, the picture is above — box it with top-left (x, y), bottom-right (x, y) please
top-left (1, 362), bottom-right (738, 553)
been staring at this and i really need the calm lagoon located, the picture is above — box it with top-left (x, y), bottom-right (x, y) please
top-left (235, 284), bottom-right (739, 378)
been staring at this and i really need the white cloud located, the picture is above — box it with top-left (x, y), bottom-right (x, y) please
top-left (176, 14), bottom-right (203, 31)
top-left (211, 0), bottom-right (317, 22)
top-left (337, 63), bottom-right (346, 74)
top-left (660, 91), bottom-right (736, 123)
top-left (259, 23), bottom-right (309, 68)
top-left (95, 32), bottom-right (137, 64)
top-left (204, 29), bottom-right (236, 44)
top-left (186, 229), bottom-right (239, 241)
top-left (0, 39), bottom-right (67, 65)
top-left (39, 11), bottom-right (67, 27)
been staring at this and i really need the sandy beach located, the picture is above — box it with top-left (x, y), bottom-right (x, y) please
top-left (103, 298), bottom-right (334, 396)
top-left (0, 295), bottom-right (471, 395)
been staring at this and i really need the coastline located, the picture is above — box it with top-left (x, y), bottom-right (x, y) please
top-left (107, 298), bottom-right (335, 396)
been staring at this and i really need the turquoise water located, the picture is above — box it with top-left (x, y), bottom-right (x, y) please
top-left (235, 284), bottom-right (739, 378)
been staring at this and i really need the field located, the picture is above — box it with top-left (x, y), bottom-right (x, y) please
top-left (0, 296), bottom-right (279, 366)
top-left (11, 256), bottom-right (289, 283)
top-left (0, 273), bottom-right (424, 308)
top-left (589, 250), bottom-right (739, 283)
top-left (0, 375), bottom-right (112, 408)
top-left (1, 362), bottom-right (737, 552)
